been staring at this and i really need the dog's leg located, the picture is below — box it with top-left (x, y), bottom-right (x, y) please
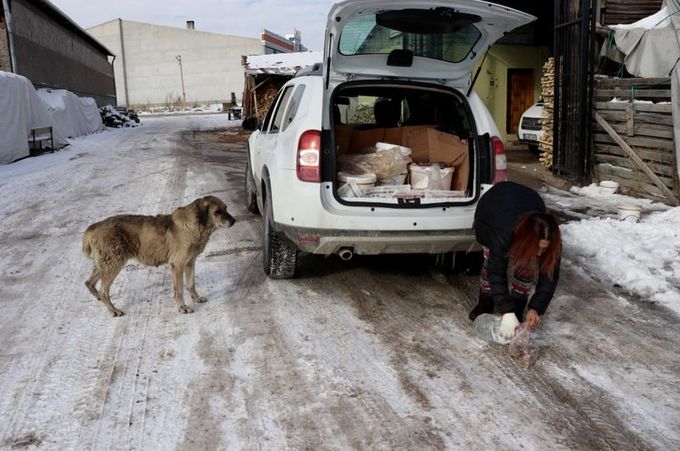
top-left (185, 258), bottom-right (207, 304)
top-left (98, 269), bottom-right (125, 317)
top-left (171, 262), bottom-right (193, 314)
top-left (85, 267), bottom-right (101, 300)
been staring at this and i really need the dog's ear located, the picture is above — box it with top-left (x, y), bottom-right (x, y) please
top-left (196, 198), bottom-right (209, 227)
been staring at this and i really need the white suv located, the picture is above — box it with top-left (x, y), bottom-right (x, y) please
top-left (246, 0), bottom-right (534, 278)
top-left (518, 99), bottom-right (545, 155)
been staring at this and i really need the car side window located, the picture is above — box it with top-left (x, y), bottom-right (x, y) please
top-left (281, 85), bottom-right (306, 132)
top-left (270, 86), bottom-right (294, 133)
top-left (261, 89), bottom-right (283, 133)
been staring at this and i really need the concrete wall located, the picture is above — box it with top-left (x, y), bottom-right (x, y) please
top-left (88, 20), bottom-right (263, 107)
top-left (9, 0), bottom-right (115, 106)
top-left (474, 44), bottom-right (551, 143)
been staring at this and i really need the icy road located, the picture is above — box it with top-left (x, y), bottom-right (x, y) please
top-left (1, 114), bottom-right (679, 450)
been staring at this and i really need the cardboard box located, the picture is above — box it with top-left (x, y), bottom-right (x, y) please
top-left (348, 128), bottom-right (384, 153)
top-left (335, 124), bottom-right (354, 156)
top-left (403, 128), bottom-right (469, 191)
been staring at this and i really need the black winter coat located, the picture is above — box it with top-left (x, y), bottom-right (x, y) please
top-left (474, 181), bottom-right (560, 315)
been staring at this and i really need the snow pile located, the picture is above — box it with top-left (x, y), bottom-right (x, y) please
top-left (244, 51), bottom-right (322, 75)
top-left (570, 183), bottom-right (669, 212)
top-left (38, 89), bottom-right (104, 138)
top-left (100, 105), bottom-right (140, 128)
top-left (562, 207), bottom-right (680, 314)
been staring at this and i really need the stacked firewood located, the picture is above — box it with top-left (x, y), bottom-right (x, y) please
top-left (255, 86), bottom-right (279, 122)
top-left (539, 57), bottom-right (554, 168)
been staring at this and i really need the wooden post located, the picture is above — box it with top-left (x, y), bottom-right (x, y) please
top-left (594, 111), bottom-right (680, 204)
top-left (625, 103), bottom-right (634, 137)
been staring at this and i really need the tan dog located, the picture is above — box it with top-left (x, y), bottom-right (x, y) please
top-left (82, 196), bottom-right (235, 316)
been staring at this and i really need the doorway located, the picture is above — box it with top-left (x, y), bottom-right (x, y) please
top-left (506, 69), bottom-right (535, 134)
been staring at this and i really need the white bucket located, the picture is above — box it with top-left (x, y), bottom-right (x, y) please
top-left (409, 164), bottom-right (454, 190)
top-left (618, 205), bottom-right (642, 223)
top-left (375, 142), bottom-right (412, 158)
top-left (599, 180), bottom-right (619, 195)
top-left (337, 172), bottom-right (377, 196)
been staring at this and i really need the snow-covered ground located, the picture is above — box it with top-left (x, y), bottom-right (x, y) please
top-left (543, 184), bottom-right (680, 314)
top-left (1, 115), bottom-right (679, 449)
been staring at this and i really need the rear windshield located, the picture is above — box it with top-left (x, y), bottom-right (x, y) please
top-left (339, 11), bottom-right (482, 64)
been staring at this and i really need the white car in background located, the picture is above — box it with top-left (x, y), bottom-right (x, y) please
top-left (245, 0), bottom-right (535, 278)
top-left (518, 99), bottom-right (545, 155)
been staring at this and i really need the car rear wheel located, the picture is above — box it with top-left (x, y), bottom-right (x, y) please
top-left (263, 196), bottom-right (297, 279)
top-left (245, 157), bottom-right (259, 214)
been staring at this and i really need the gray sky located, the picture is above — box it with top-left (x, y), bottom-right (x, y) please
top-left (50, 0), bottom-right (337, 51)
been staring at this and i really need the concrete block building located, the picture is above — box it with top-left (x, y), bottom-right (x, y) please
top-left (87, 19), bottom-right (274, 108)
top-left (1, 0), bottom-right (116, 106)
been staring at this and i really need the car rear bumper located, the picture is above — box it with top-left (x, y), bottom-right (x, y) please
top-left (275, 223), bottom-right (479, 255)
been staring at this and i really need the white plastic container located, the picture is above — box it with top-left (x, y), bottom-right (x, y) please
top-left (618, 205), bottom-right (642, 223)
top-left (409, 164), bottom-right (454, 190)
top-left (375, 142), bottom-right (412, 158)
top-left (599, 180), bottom-right (619, 195)
top-left (337, 172), bottom-right (377, 197)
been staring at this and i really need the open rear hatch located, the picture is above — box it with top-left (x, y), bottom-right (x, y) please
top-left (324, 1), bottom-right (534, 207)
top-left (325, 0), bottom-right (535, 87)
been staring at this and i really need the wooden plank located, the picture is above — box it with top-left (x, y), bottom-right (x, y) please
top-left (596, 110), bottom-right (674, 127)
top-left (594, 154), bottom-right (675, 178)
top-left (594, 102), bottom-right (672, 114)
top-left (593, 133), bottom-right (675, 151)
top-left (596, 164), bottom-right (674, 188)
top-left (625, 103), bottom-right (634, 136)
top-left (595, 77), bottom-right (670, 89)
top-left (594, 112), bottom-right (679, 204)
top-left (596, 167), bottom-right (669, 200)
top-left (594, 89), bottom-right (672, 98)
top-left (594, 144), bottom-right (675, 164)
top-left (593, 122), bottom-right (675, 140)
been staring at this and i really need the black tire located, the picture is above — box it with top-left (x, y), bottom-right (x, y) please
top-left (262, 197), bottom-right (297, 279)
top-left (529, 144), bottom-right (541, 156)
top-left (245, 157), bottom-right (259, 214)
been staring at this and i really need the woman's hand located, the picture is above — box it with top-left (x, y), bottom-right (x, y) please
top-left (526, 309), bottom-right (541, 328)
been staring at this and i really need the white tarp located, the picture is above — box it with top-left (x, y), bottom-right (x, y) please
top-left (37, 89), bottom-right (104, 138)
top-left (604, 0), bottom-right (680, 178)
top-left (0, 71), bottom-right (66, 164)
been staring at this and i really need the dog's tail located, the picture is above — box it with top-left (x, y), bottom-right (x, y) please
top-left (82, 229), bottom-right (94, 259)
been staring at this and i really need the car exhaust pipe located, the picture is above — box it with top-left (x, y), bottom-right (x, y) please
top-left (338, 247), bottom-right (354, 261)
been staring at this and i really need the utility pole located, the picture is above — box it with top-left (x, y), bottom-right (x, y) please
top-left (175, 55), bottom-right (186, 110)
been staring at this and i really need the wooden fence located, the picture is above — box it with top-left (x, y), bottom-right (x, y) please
top-left (592, 77), bottom-right (679, 205)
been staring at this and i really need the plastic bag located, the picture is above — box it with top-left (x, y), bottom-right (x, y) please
top-left (508, 324), bottom-right (539, 367)
top-left (338, 147), bottom-right (410, 181)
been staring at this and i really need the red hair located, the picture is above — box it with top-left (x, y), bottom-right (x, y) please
top-left (508, 212), bottom-right (562, 279)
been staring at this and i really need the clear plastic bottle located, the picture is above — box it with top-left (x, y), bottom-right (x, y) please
top-left (473, 313), bottom-right (512, 344)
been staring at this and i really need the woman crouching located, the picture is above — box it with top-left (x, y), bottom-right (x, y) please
top-left (471, 181), bottom-right (562, 340)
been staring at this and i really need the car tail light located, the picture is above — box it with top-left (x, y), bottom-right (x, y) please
top-left (297, 130), bottom-right (321, 182)
top-left (491, 136), bottom-right (507, 184)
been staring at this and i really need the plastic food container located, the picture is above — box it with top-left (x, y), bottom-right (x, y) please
top-left (409, 164), bottom-right (454, 190)
top-left (599, 180), bottom-right (619, 195)
top-left (337, 172), bottom-right (377, 194)
top-left (618, 205), bottom-right (642, 222)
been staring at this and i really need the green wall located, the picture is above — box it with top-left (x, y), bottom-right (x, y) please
top-left (474, 45), bottom-right (551, 143)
